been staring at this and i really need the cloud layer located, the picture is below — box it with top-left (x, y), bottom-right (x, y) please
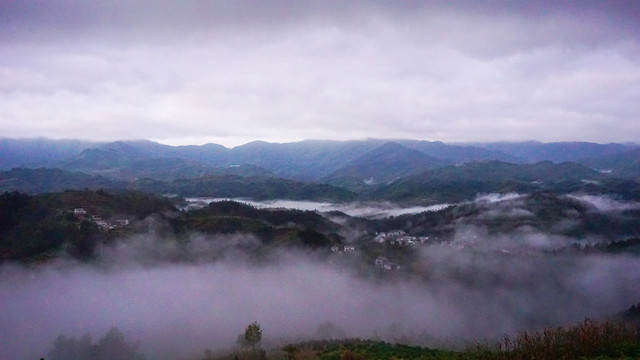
top-left (1, 1), bottom-right (639, 146)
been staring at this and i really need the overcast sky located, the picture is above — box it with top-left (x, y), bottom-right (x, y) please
top-left (1, 1), bottom-right (639, 147)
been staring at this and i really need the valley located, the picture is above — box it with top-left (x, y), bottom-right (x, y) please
top-left (1, 138), bottom-right (640, 360)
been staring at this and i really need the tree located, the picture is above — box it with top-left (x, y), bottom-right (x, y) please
top-left (47, 327), bottom-right (144, 360)
top-left (96, 327), bottom-right (141, 360)
top-left (340, 350), bottom-right (365, 360)
top-left (282, 344), bottom-right (299, 360)
top-left (243, 322), bottom-right (262, 358)
top-left (314, 321), bottom-right (347, 340)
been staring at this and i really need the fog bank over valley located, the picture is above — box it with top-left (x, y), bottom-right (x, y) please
top-left (2, 190), bottom-right (640, 360)
top-left (2, 232), bottom-right (640, 360)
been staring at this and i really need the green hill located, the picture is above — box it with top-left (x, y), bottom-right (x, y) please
top-left (0, 189), bottom-right (176, 261)
top-left (322, 142), bottom-right (446, 191)
top-left (371, 160), bottom-right (615, 203)
top-left (0, 168), bottom-right (126, 194)
top-left (133, 175), bottom-right (356, 201)
top-left (580, 147), bottom-right (640, 180)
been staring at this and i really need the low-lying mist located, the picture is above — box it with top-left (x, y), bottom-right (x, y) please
top-left (2, 231), bottom-right (640, 360)
top-left (184, 197), bottom-right (451, 219)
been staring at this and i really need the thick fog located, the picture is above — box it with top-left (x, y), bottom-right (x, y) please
top-left (3, 194), bottom-right (640, 359)
top-left (567, 194), bottom-right (640, 212)
top-left (2, 231), bottom-right (640, 360)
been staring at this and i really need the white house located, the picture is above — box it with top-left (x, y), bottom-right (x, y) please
top-left (374, 256), bottom-right (399, 271)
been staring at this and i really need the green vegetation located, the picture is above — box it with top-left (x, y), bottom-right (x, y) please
top-left (133, 174), bottom-right (356, 201)
top-left (0, 189), bottom-right (176, 261)
top-left (179, 200), bottom-right (343, 249)
top-left (3, 149), bottom-right (640, 203)
top-left (370, 160), bottom-right (640, 203)
top-left (314, 339), bottom-right (453, 360)
top-left (0, 167), bottom-right (125, 194)
top-left (244, 322), bottom-right (263, 358)
top-left (489, 319), bottom-right (640, 360)
top-left (3, 187), bottom-right (640, 264)
top-left (266, 319), bottom-right (640, 360)
top-left (375, 191), bottom-right (640, 244)
top-left (1, 168), bottom-right (357, 202)
top-left (579, 148), bottom-right (640, 180)
top-left (45, 319), bottom-right (640, 360)
top-left (322, 142), bottom-right (444, 192)
top-left (0, 190), bottom-right (349, 262)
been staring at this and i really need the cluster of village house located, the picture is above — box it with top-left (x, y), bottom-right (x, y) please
top-left (373, 230), bottom-right (430, 246)
top-left (374, 256), bottom-right (400, 271)
top-left (330, 245), bottom-right (356, 253)
top-left (73, 208), bottom-right (129, 231)
top-left (371, 230), bottom-right (429, 271)
top-left (329, 230), bottom-right (433, 271)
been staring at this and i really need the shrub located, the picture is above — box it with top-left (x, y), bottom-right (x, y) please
top-left (495, 319), bottom-right (640, 360)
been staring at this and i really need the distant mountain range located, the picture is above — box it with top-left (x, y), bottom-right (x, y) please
top-left (3, 138), bottom-right (638, 177)
top-left (0, 138), bottom-right (102, 169)
top-left (53, 142), bottom-right (275, 181)
top-left (1, 137), bottom-right (639, 202)
top-left (468, 141), bottom-right (633, 163)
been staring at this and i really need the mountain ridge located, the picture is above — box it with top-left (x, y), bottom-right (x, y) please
top-left (2, 138), bottom-right (637, 185)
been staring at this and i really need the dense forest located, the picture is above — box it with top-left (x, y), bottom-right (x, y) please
top-left (2, 188), bottom-right (640, 269)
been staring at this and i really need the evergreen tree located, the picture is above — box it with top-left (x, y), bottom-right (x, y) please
top-left (244, 322), bottom-right (262, 359)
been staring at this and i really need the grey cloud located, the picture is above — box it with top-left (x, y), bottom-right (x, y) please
top-left (3, 1), bottom-right (638, 39)
top-left (0, 1), bottom-right (639, 145)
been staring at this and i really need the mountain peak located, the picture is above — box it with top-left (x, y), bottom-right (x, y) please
top-left (99, 141), bottom-right (143, 155)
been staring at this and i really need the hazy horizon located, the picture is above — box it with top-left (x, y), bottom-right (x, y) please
top-left (2, 136), bottom-right (638, 149)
